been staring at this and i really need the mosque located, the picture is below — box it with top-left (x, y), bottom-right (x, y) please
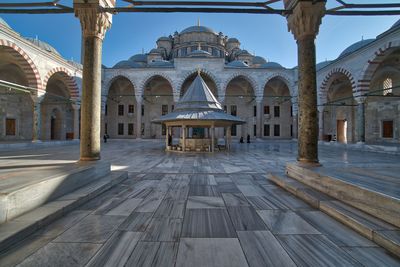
top-left (0, 17), bottom-right (399, 145)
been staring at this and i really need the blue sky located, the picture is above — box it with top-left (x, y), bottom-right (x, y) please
top-left (1, 1), bottom-right (399, 68)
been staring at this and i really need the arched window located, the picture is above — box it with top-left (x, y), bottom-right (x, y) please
top-left (383, 78), bottom-right (392, 96)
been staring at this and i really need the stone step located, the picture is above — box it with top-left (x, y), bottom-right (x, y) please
top-left (0, 161), bottom-right (111, 223)
top-left (0, 171), bottom-right (128, 253)
top-left (286, 163), bottom-right (400, 228)
top-left (268, 172), bottom-right (400, 257)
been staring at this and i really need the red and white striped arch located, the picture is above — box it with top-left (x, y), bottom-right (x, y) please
top-left (43, 67), bottom-right (80, 100)
top-left (319, 67), bottom-right (356, 104)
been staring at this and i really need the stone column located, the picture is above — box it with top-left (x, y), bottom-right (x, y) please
top-left (136, 99), bottom-right (142, 139)
top-left (318, 107), bottom-right (324, 141)
top-left (72, 104), bottom-right (80, 140)
top-left (356, 98), bottom-right (366, 143)
top-left (256, 100), bottom-right (263, 138)
top-left (182, 125), bottom-right (186, 151)
top-left (74, 0), bottom-right (113, 161)
top-left (227, 126), bottom-right (232, 151)
top-left (284, 0), bottom-right (325, 164)
top-left (211, 125), bottom-right (215, 152)
top-left (165, 125), bottom-right (169, 149)
top-left (32, 97), bottom-right (42, 142)
top-left (292, 113), bottom-right (298, 140)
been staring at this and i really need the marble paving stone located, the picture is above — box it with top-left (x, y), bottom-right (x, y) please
top-left (106, 198), bottom-right (143, 216)
top-left (246, 196), bottom-right (288, 210)
top-left (221, 193), bottom-right (250, 206)
top-left (188, 185), bottom-right (221, 196)
top-left (54, 215), bottom-right (125, 243)
top-left (182, 209), bottom-right (236, 238)
top-left (189, 174), bottom-right (210, 185)
top-left (154, 199), bottom-right (185, 218)
top-left (257, 210), bottom-right (320, 234)
top-left (186, 196), bottom-right (225, 209)
top-left (227, 206), bottom-right (267, 231)
top-left (118, 212), bottom-right (153, 232)
top-left (237, 231), bottom-right (296, 267)
top-left (143, 217), bottom-right (182, 241)
top-left (0, 235), bottom-right (53, 267)
top-left (230, 174), bottom-right (256, 185)
top-left (215, 176), bottom-right (232, 183)
top-left (237, 185), bottom-right (267, 196)
top-left (277, 234), bottom-right (363, 267)
top-left (261, 186), bottom-right (312, 210)
top-left (125, 241), bottom-right (178, 267)
top-left (176, 238), bottom-right (249, 267)
top-left (16, 242), bottom-right (101, 267)
top-left (346, 247), bottom-right (400, 267)
top-left (76, 191), bottom-right (117, 211)
top-left (217, 182), bottom-right (241, 193)
top-left (135, 190), bottom-right (165, 212)
top-left (298, 210), bottom-right (376, 247)
top-left (164, 187), bottom-right (189, 200)
top-left (86, 231), bottom-right (142, 267)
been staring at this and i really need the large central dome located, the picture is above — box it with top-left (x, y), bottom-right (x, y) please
top-left (180, 25), bottom-right (217, 35)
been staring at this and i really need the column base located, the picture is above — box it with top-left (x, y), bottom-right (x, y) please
top-left (80, 156), bottom-right (101, 161)
top-left (296, 158), bottom-right (321, 167)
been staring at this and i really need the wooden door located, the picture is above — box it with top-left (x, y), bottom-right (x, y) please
top-left (382, 121), bottom-right (393, 138)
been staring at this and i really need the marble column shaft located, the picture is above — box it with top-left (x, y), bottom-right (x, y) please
top-left (357, 102), bottom-right (365, 143)
top-left (32, 100), bottom-right (41, 141)
top-left (136, 101), bottom-right (142, 139)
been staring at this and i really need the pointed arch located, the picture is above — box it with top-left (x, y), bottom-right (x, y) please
top-left (177, 69), bottom-right (220, 96)
top-left (43, 67), bottom-right (79, 100)
top-left (223, 72), bottom-right (258, 96)
top-left (319, 67), bottom-right (356, 104)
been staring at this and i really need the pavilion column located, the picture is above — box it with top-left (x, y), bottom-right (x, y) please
top-left (74, 0), bottom-right (113, 160)
top-left (72, 104), bottom-right (80, 140)
top-left (211, 125), bottom-right (215, 152)
top-left (292, 113), bottom-right (298, 139)
top-left (356, 98), bottom-right (366, 143)
top-left (256, 100), bottom-right (263, 138)
top-left (284, 0), bottom-right (325, 164)
top-left (165, 125), bottom-right (169, 149)
top-left (227, 126), bottom-right (232, 151)
top-left (32, 97), bottom-right (42, 142)
top-left (182, 125), bottom-right (186, 151)
top-left (136, 99), bottom-right (142, 139)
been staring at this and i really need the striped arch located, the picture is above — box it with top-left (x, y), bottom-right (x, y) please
top-left (223, 72), bottom-right (258, 96)
top-left (140, 72), bottom-right (175, 95)
top-left (262, 73), bottom-right (294, 96)
top-left (0, 39), bottom-right (42, 93)
top-left (43, 67), bottom-right (79, 100)
top-left (177, 69), bottom-right (220, 96)
top-left (357, 40), bottom-right (400, 96)
top-left (319, 67), bottom-right (356, 104)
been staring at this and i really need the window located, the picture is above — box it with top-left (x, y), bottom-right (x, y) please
top-left (181, 47), bottom-right (187, 56)
top-left (162, 124), bottom-right (166, 135)
top-left (162, 105), bottom-right (168, 115)
top-left (118, 105), bottom-right (124, 116)
top-left (105, 123), bottom-right (108, 135)
top-left (118, 123), bottom-right (124, 135)
top-left (141, 105), bottom-right (144, 116)
top-left (253, 124), bottom-right (257, 137)
top-left (263, 124), bottom-right (270, 137)
top-left (128, 123), bottom-right (134, 135)
top-left (105, 104), bottom-right (107, 116)
top-left (274, 106), bottom-right (280, 117)
top-left (6, 118), bottom-right (16, 136)
top-left (231, 125), bottom-right (237, 136)
top-left (191, 46), bottom-right (197, 52)
top-left (383, 78), bottom-right (393, 96)
top-left (224, 105), bottom-right (227, 113)
top-left (264, 106), bottom-right (270, 115)
top-left (128, 105), bottom-right (134, 114)
top-left (171, 105), bottom-right (174, 111)
top-left (274, 124), bottom-right (280, 136)
top-left (253, 105), bottom-right (257, 117)
top-left (231, 105), bottom-right (237, 116)
top-left (382, 120), bottom-right (393, 138)
top-left (290, 106), bottom-right (293, 117)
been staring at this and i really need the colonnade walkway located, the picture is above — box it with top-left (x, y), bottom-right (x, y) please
top-left (0, 140), bottom-right (399, 266)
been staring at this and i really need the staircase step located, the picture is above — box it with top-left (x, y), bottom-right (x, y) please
top-left (0, 171), bottom-right (128, 253)
top-left (268, 172), bottom-right (400, 257)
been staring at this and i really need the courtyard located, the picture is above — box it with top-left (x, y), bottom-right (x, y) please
top-left (0, 140), bottom-right (399, 266)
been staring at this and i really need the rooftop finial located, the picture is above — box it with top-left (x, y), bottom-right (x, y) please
top-left (197, 18), bottom-right (200, 27)
top-left (197, 68), bottom-right (201, 76)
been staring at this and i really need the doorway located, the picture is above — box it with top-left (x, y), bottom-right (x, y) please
top-left (337, 119), bottom-right (347, 143)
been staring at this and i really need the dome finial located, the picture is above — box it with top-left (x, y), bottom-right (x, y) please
top-left (197, 67), bottom-right (201, 76)
top-left (197, 18), bottom-right (200, 27)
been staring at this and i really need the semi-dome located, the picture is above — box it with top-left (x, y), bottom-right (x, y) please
top-left (149, 48), bottom-right (162, 54)
top-left (129, 53), bottom-right (147, 63)
top-left (227, 60), bottom-right (249, 68)
top-left (260, 62), bottom-right (283, 69)
top-left (316, 60), bottom-right (332, 71)
top-left (237, 49), bottom-right (252, 56)
top-left (252, 56), bottom-right (267, 65)
top-left (339, 39), bottom-right (374, 58)
top-left (113, 60), bottom-right (144, 69)
top-left (25, 37), bottom-right (60, 55)
top-left (0, 17), bottom-right (11, 29)
top-left (180, 25), bottom-right (217, 35)
top-left (157, 36), bottom-right (171, 42)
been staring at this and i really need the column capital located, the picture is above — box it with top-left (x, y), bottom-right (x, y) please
top-left (355, 96), bottom-right (366, 104)
top-left (74, 0), bottom-right (114, 40)
top-left (284, 0), bottom-right (326, 41)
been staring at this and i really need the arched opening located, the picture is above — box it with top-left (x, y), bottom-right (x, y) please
top-left (367, 48), bottom-right (400, 142)
top-left (262, 77), bottom-right (292, 139)
top-left (105, 76), bottom-right (136, 139)
top-left (181, 72), bottom-right (218, 98)
top-left (143, 75), bottom-right (173, 138)
top-left (0, 45), bottom-right (34, 141)
top-left (225, 76), bottom-right (255, 138)
top-left (322, 73), bottom-right (355, 143)
top-left (42, 72), bottom-right (73, 140)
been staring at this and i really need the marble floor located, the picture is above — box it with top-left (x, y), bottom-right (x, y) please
top-left (0, 140), bottom-right (399, 266)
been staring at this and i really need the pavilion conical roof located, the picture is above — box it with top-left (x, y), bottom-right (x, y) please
top-left (152, 73), bottom-right (245, 125)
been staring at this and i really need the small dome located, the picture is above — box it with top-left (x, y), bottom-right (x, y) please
top-left (316, 60), bottom-right (332, 71)
top-left (180, 25), bottom-right (217, 35)
top-left (260, 62), bottom-right (283, 69)
top-left (157, 36), bottom-right (171, 42)
top-left (227, 60), bottom-right (249, 68)
top-left (149, 48), bottom-right (162, 54)
top-left (339, 39), bottom-right (374, 58)
top-left (252, 56), bottom-right (267, 65)
top-left (25, 37), bottom-right (60, 55)
top-left (237, 49), bottom-right (252, 56)
top-left (391, 19), bottom-right (400, 29)
top-left (0, 17), bottom-right (11, 29)
top-left (227, 38), bottom-right (239, 43)
top-left (148, 60), bottom-right (173, 67)
top-left (113, 60), bottom-right (144, 69)
top-left (129, 53), bottom-right (147, 63)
